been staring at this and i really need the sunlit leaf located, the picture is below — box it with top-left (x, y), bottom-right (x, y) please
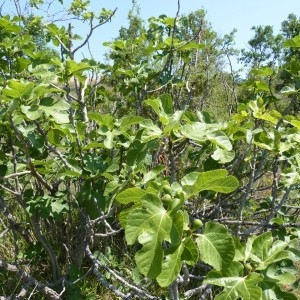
top-left (211, 147), bottom-right (235, 163)
top-left (261, 283), bottom-right (298, 300)
top-left (205, 272), bottom-right (263, 300)
top-left (195, 170), bottom-right (239, 194)
top-left (3, 80), bottom-right (34, 99)
top-left (283, 35), bottom-right (300, 48)
top-left (251, 233), bottom-right (293, 270)
top-left (250, 66), bottom-right (274, 77)
top-left (116, 187), bottom-right (145, 204)
top-left (280, 85), bottom-right (297, 94)
top-left (125, 193), bottom-right (183, 279)
top-left (20, 105), bottom-right (42, 120)
top-left (207, 131), bottom-right (233, 151)
top-left (156, 237), bottom-right (198, 287)
top-left (196, 222), bottom-right (235, 270)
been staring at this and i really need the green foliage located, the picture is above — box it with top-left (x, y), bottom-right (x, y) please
top-left (204, 232), bottom-right (298, 299)
top-left (196, 222), bottom-right (235, 271)
top-left (206, 270), bottom-right (264, 300)
top-left (0, 1), bottom-right (299, 300)
top-left (181, 170), bottom-right (239, 195)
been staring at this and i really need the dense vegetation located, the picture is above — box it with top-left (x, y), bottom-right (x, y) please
top-left (0, 1), bottom-right (299, 299)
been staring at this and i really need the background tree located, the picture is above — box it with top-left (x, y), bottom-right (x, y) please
top-left (103, 7), bottom-right (239, 119)
top-left (240, 25), bottom-right (283, 70)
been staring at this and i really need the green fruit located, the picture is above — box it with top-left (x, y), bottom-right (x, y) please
top-left (162, 184), bottom-right (172, 194)
top-left (245, 263), bottom-right (252, 271)
top-left (175, 190), bottom-right (185, 199)
top-left (253, 263), bottom-right (259, 268)
top-left (162, 194), bottom-right (172, 203)
top-left (192, 219), bottom-right (203, 230)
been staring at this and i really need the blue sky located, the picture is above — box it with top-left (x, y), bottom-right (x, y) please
top-left (4, 0), bottom-right (300, 69)
top-left (87, 0), bottom-right (300, 66)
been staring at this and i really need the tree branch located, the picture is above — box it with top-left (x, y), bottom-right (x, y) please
top-left (0, 259), bottom-right (62, 300)
top-left (86, 245), bottom-right (160, 299)
top-left (71, 8), bottom-right (117, 56)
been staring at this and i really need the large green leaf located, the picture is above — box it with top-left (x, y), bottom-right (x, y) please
top-left (126, 143), bottom-right (149, 166)
top-left (194, 171), bottom-right (239, 193)
top-left (250, 66), bottom-right (274, 77)
top-left (118, 115), bottom-right (145, 128)
top-left (39, 97), bottom-right (70, 124)
top-left (140, 119), bottom-right (162, 142)
top-left (207, 131), bottom-right (232, 151)
top-left (180, 122), bottom-right (210, 142)
top-left (180, 122), bottom-right (232, 149)
top-left (143, 98), bottom-right (161, 117)
top-left (290, 119), bottom-right (300, 130)
top-left (181, 236), bottom-right (199, 265)
top-left (182, 169), bottom-right (239, 195)
top-left (181, 172), bottom-right (199, 187)
top-left (141, 166), bottom-right (167, 185)
top-left (152, 241), bottom-right (181, 286)
top-left (250, 232), bottom-right (273, 263)
top-left (65, 59), bottom-right (91, 79)
top-left (20, 105), bottom-right (42, 120)
top-left (196, 222), bottom-right (235, 270)
top-left (125, 193), bottom-right (183, 278)
top-left (103, 130), bottom-right (114, 149)
top-left (266, 263), bottom-right (297, 284)
top-left (135, 231), bottom-right (164, 278)
top-left (156, 237), bottom-right (198, 287)
top-left (253, 110), bottom-right (280, 124)
top-left (88, 113), bottom-right (114, 129)
top-left (249, 232), bottom-right (293, 270)
top-left (143, 95), bottom-right (173, 123)
top-left (115, 187), bottom-right (145, 204)
top-left (283, 35), bottom-right (300, 48)
top-left (205, 272), bottom-right (263, 300)
top-left (211, 146), bottom-right (235, 163)
top-left (40, 98), bottom-right (70, 111)
top-left (3, 80), bottom-right (34, 99)
top-left (255, 80), bottom-right (270, 91)
top-left (261, 282), bottom-right (298, 300)
top-left (0, 17), bottom-right (21, 33)
top-left (159, 94), bottom-right (173, 114)
top-left (280, 84), bottom-right (298, 94)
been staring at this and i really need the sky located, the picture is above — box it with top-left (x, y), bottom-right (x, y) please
top-left (79, 0), bottom-right (300, 69)
top-left (3, 0), bottom-right (300, 70)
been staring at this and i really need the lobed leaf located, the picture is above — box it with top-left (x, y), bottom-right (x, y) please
top-left (196, 222), bottom-right (235, 270)
top-left (116, 187), bottom-right (145, 204)
top-left (125, 193), bottom-right (183, 279)
top-left (205, 272), bottom-right (263, 300)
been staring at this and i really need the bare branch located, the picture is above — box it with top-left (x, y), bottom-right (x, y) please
top-left (94, 228), bottom-right (122, 237)
top-left (2, 171), bottom-right (31, 179)
top-left (9, 118), bottom-right (54, 193)
top-left (0, 259), bottom-right (62, 300)
top-left (0, 227), bottom-right (10, 239)
top-left (85, 246), bottom-right (131, 299)
top-left (72, 8), bottom-right (117, 56)
top-left (0, 183), bottom-right (20, 195)
top-left (213, 218), bottom-right (300, 228)
top-left (184, 284), bottom-right (212, 299)
top-left (53, 34), bottom-right (70, 53)
top-left (86, 245), bottom-right (160, 299)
